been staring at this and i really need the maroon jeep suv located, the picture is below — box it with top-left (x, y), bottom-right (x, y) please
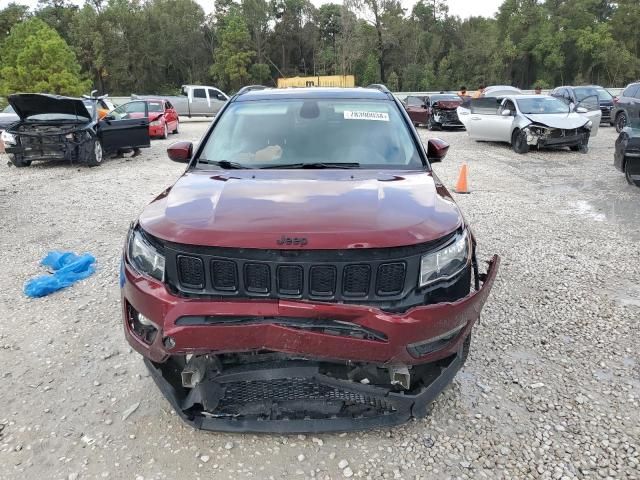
top-left (120, 85), bottom-right (499, 433)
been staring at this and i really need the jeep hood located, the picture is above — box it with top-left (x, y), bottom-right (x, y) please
top-left (139, 170), bottom-right (463, 249)
top-left (8, 93), bottom-right (91, 120)
top-left (523, 113), bottom-right (589, 129)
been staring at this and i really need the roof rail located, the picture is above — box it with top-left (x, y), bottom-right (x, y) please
top-left (236, 85), bottom-right (268, 96)
top-left (366, 84), bottom-right (392, 94)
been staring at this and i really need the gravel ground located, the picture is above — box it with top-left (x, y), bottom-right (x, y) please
top-left (0, 121), bottom-right (638, 480)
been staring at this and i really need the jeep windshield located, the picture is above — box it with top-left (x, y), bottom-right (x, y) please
top-left (197, 99), bottom-right (423, 169)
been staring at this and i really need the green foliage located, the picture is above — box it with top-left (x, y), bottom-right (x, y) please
top-left (250, 63), bottom-right (271, 84)
top-left (386, 70), bottom-right (399, 91)
top-left (210, 11), bottom-right (255, 91)
top-left (360, 53), bottom-right (380, 85)
top-left (0, 18), bottom-right (90, 96)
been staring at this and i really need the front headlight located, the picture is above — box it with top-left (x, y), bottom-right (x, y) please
top-left (585, 120), bottom-right (593, 129)
top-left (1, 130), bottom-right (16, 145)
top-left (419, 230), bottom-right (471, 287)
top-left (127, 228), bottom-right (165, 281)
top-left (150, 120), bottom-right (161, 126)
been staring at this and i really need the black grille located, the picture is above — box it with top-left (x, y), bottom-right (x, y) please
top-left (211, 260), bottom-right (237, 291)
top-left (177, 255), bottom-right (204, 288)
top-left (376, 263), bottom-right (406, 295)
top-left (277, 265), bottom-right (303, 295)
top-left (217, 377), bottom-right (396, 416)
top-left (343, 265), bottom-right (371, 296)
top-left (244, 263), bottom-right (270, 293)
top-left (309, 266), bottom-right (336, 296)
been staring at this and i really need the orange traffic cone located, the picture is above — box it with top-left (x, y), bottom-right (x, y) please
top-left (454, 163), bottom-right (470, 194)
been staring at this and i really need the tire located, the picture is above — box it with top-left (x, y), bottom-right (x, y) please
top-left (86, 139), bottom-right (103, 167)
top-left (511, 129), bottom-right (529, 154)
top-left (7, 153), bottom-right (31, 167)
top-left (615, 112), bottom-right (628, 133)
top-left (162, 123), bottom-right (168, 140)
top-left (172, 120), bottom-right (179, 134)
top-left (461, 333), bottom-right (472, 364)
top-left (570, 143), bottom-right (588, 153)
top-left (625, 159), bottom-right (640, 187)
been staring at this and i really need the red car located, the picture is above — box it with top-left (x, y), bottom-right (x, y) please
top-left (403, 94), bottom-right (464, 130)
top-left (120, 85), bottom-right (498, 433)
top-left (114, 98), bottom-right (179, 139)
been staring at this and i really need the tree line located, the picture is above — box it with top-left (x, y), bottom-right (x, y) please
top-left (0, 0), bottom-right (639, 99)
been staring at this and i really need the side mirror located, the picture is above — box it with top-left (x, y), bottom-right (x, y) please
top-left (575, 106), bottom-right (588, 114)
top-left (426, 138), bottom-right (449, 162)
top-left (167, 141), bottom-right (193, 163)
top-left (501, 109), bottom-right (511, 116)
top-left (104, 114), bottom-right (115, 121)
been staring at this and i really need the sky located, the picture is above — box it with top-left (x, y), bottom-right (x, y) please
top-left (0, 0), bottom-right (502, 19)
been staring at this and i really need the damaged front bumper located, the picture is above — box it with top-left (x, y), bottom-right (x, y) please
top-left (524, 125), bottom-right (590, 148)
top-left (123, 256), bottom-right (499, 432)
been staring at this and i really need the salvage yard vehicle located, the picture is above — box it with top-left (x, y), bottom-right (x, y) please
top-left (133, 85), bottom-right (228, 118)
top-left (114, 98), bottom-right (179, 139)
top-left (0, 105), bottom-right (19, 130)
top-left (614, 126), bottom-right (640, 187)
top-left (120, 84), bottom-right (500, 433)
top-left (549, 85), bottom-right (612, 125)
top-left (1, 94), bottom-right (150, 167)
top-left (458, 95), bottom-right (596, 154)
top-left (611, 81), bottom-right (640, 133)
top-left (403, 94), bottom-right (464, 130)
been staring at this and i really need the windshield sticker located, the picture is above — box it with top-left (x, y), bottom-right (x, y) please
top-left (344, 110), bottom-right (389, 121)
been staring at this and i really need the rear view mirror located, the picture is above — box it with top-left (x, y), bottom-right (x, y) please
top-left (167, 141), bottom-right (193, 163)
top-left (426, 138), bottom-right (449, 162)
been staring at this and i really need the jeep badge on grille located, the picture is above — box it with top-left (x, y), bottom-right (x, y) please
top-left (277, 236), bottom-right (308, 246)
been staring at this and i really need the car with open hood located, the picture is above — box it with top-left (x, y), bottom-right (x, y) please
top-left (120, 85), bottom-right (500, 433)
top-left (457, 94), bottom-right (595, 154)
top-left (1, 93), bottom-right (150, 167)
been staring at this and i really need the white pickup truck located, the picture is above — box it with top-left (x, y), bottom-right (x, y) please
top-left (132, 85), bottom-right (229, 117)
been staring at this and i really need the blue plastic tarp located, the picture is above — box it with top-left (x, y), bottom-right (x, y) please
top-left (24, 251), bottom-right (96, 298)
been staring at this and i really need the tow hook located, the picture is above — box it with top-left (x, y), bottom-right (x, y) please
top-left (389, 365), bottom-right (411, 390)
top-left (181, 355), bottom-right (219, 388)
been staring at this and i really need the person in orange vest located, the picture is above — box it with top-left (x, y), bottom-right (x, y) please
top-left (472, 84), bottom-right (486, 98)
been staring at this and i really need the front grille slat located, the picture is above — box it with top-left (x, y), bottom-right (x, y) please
top-left (211, 260), bottom-right (238, 291)
top-left (244, 263), bottom-right (270, 293)
top-left (376, 262), bottom-right (406, 296)
top-left (177, 255), bottom-right (205, 288)
top-left (309, 265), bottom-right (336, 296)
top-left (277, 265), bottom-right (303, 295)
top-left (342, 265), bottom-right (371, 296)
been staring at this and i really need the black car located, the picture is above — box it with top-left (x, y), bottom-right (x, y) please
top-left (611, 82), bottom-right (640, 133)
top-left (1, 93), bottom-right (151, 167)
top-left (550, 85), bottom-right (614, 123)
top-left (614, 126), bottom-right (640, 187)
top-left (0, 105), bottom-right (20, 131)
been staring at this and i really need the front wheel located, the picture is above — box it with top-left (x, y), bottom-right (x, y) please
top-left (172, 120), bottom-right (179, 134)
top-left (615, 112), bottom-right (628, 133)
top-left (570, 142), bottom-right (588, 153)
top-left (8, 153), bottom-right (32, 167)
top-left (511, 129), bottom-right (529, 154)
top-left (86, 139), bottom-right (103, 167)
top-left (162, 123), bottom-right (168, 140)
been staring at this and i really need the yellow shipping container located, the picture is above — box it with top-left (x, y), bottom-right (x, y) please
top-left (277, 75), bottom-right (356, 88)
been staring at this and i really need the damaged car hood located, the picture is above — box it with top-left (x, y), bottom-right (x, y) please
top-left (8, 93), bottom-right (92, 120)
top-left (139, 169), bottom-right (463, 249)
top-left (523, 113), bottom-right (588, 129)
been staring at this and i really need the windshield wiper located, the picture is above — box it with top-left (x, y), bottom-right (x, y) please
top-left (261, 162), bottom-right (360, 169)
top-left (199, 160), bottom-right (248, 169)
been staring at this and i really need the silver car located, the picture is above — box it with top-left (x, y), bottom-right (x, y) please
top-left (458, 95), bottom-right (599, 154)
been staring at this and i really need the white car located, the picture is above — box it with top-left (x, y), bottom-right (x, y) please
top-left (457, 95), bottom-right (600, 154)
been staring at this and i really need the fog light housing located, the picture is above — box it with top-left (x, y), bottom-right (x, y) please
top-left (127, 304), bottom-right (158, 344)
top-left (407, 323), bottom-right (467, 358)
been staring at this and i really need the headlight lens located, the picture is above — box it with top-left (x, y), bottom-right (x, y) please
top-left (419, 230), bottom-right (470, 287)
top-left (127, 228), bottom-right (165, 281)
top-left (1, 130), bottom-right (16, 145)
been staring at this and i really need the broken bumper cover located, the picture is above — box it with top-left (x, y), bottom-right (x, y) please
top-left (144, 339), bottom-right (469, 433)
top-left (122, 256), bottom-right (499, 432)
